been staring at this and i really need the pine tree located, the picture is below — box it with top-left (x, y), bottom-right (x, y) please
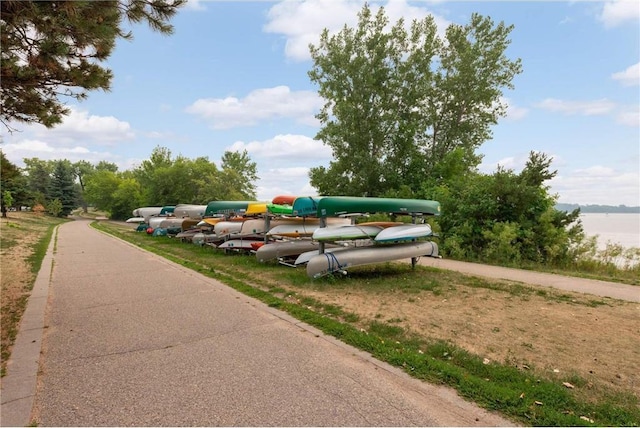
top-left (48, 160), bottom-right (77, 217)
top-left (1, 0), bottom-right (186, 130)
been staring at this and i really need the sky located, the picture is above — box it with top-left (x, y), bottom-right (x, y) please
top-left (1, 0), bottom-right (639, 206)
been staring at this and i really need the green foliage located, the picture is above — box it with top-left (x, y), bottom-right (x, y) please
top-left (78, 146), bottom-right (260, 219)
top-left (46, 198), bottom-right (63, 217)
top-left (48, 160), bottom-right (77, 217)
top-left (427, 152), bottom-right (583, 266)
top-left (308, 4), bottom-right (522, 196)
top-left (1, 151), bottom-right (30, 213)
top-left (83, 169), bottom-right (120, 213)
top-left (23, 158), bottom-right (53, 205)
top-left (219, 150), bottom-right (258, 200)
top-left (111, 178), bottom-right (144, 220)
top-left (1, 0), bottom-right (186, 129)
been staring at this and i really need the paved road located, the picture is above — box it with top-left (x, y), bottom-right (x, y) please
top-left (1, 220), bottom-right (512, 427)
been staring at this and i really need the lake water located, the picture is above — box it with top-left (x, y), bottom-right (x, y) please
top-left (579, 213), bottom-right (640, 250)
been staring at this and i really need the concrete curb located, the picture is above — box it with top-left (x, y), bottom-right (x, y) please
top-left (1, 226), bottom-right (58, 427)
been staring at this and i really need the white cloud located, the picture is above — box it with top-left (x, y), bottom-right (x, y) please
top-left (551, 167), bottom-right (640, 206)
top-left (264, 0), bottom-right (450, 61)
top-left (186, 86), bottom-right (322, 129)
top-left (31, 107), bottom-right (135, 145)
top-left (535, 98), bottom-right (616, 116)
top-left (1, 139), bottom-right (121, 166)
top-left (256, 166), bottom-right (320, 201)
top-left (227, 134), bottom-right (332, 161)
top-left (611, 62), bottom-right (640, 86)
top-left (599, 0), bottom-right (640, 28)
top-left (500, 97), bottom-right (529, 121)
top-left (615, 105), bottom-right (640, 127)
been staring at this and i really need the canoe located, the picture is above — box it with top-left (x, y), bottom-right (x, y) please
top-left (159, 205), bottom-right (175, 215)
top-left (311, 225), bottom-right (383, 241)
top-left (204, 201), bottom-right (256, 217)
top-left (358, 221), bottom-right (405, 228)
top-left (245, 202), bottom-right (269, 216)
top-left (181, 218), bottom-right (201, 231)
top-left (316, 197), bottom-right (440, 217)
top-left (255, 240), bottom-right (340, 263)
top-left (149, 216), bottom-right (171, 229)
top-left (374, 224), bottom-right (433, 242)
top-left (126, 217), bottom-right (146, 223)
top-left (267, 217), bottom-right (351, 238)
top-left (294, 243), bottom-right (374, 265)
top-left (218, 238), bottom-right (264, 250)
top-left (173, 204), bottom-right (207, 219)
top-left (214, 221), bottom-right (244, 236)
top-left (306, 241), bottom-right (439, 278)
top-left (132, 207), bottom-right (162, 218)
top-left (267, 203), bottom-right (294, 215)
top-left (267, 223), bottom-right (319, 238)
top-left (159, 218), bottom-right (185, 229)
top-left (271, 195), bottom-right (297, 205)
top-left (292, 197), bottom-right (322, 217)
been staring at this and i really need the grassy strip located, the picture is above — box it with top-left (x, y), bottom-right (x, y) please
top-left (92, 222), bottom-right (640, 426)
top-left (1, 217), bottom-right (66, 377)
top-left (26, 223), bottom-right (59, 276)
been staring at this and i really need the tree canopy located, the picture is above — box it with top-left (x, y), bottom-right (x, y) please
top-left (0, 0), bottom-right (186, 130)
top-left (308, 4), bottom-right (522, 197)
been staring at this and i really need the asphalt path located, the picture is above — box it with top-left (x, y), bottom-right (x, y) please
top-left (1, 220), bottom-right (513, 427)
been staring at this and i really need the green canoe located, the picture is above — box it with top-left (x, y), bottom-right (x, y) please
top-left (160, 205), bottom-right (175, 215)
top-left (316, 197), bottom-right (440, 217)
top-left (204, 201), bottom-right (256, 217)
top-left (267, 203), bottom-right (294, 215)
top-left (292, 197), bottom-right (322, 217)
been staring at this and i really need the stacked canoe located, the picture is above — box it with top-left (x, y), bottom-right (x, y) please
top-left (128, 195), bottom-right (441, 277)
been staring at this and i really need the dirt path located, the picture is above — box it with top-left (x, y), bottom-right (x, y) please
top-left (416, 257), bottom-right (639, 302)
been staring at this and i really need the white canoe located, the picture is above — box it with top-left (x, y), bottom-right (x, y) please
top-left (238, 217), bottom-right (349, 237)
top-left (126, 217), bottom-right (146, 223)
top-left (214, 221), bottom-right (244, 236)
top-left (306, 241), bottom-right (439, 278)
top-left (256, 240), bottom-right (339, 262)
top-left (374, 224), bottom-right (433, 242)
top-left (267, 223), bottom-right (320, 238)
top-left (172, 204), bottom-right (207, 219)
top-left (148, 216), bottom-right (172, 229)
top-left (218, 238), bottom-right (263, 250)
top-left (294, 246), bottom-right (352, 265)
top-left (312, 225), bottom-right (383, 241)
top-left (132, 207), bottom-right (162, 218)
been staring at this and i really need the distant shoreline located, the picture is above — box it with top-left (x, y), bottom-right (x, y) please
top-left (556, 203), bottom-right (640, 214)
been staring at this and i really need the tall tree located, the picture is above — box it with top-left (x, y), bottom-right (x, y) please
top-left (1, 151), bottom-right (28, 216)
top-left (308, 5), bottom-right (522, 196)
top-left (23, 157), bottom-right (53, 205)
top-left (1, 0), bottom-right (186, 130)
top-left (48, 160), bottom-right (77, 217)
top-left (220, 150), bottom-right (258, 200)
top-left (83, 169), bottom-right (121, 213)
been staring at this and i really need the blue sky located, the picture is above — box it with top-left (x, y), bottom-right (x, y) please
top-left (2, 0), bottom-right (639, 206)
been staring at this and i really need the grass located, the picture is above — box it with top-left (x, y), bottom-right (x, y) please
top-left (92, 221), bottom-right (640, 426)
top-left (0, 213), bottom-right (68, 377)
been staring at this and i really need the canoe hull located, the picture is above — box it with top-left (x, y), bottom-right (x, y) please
top-left (255, 240), bottom-right (339, 262)
top-left (312, 225), bottom-right (383, 241)
top-left (126, 217), bottom-right (146, 223)
top-left (374, 224), bottom-right (433, 242)
top-left (317, 197), bottom-right (440, 217)
top-left (306, 241), bottom-right (439, 278)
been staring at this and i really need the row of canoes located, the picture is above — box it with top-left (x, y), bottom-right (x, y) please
top-left (126, 196), bottom-right (441, 277)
